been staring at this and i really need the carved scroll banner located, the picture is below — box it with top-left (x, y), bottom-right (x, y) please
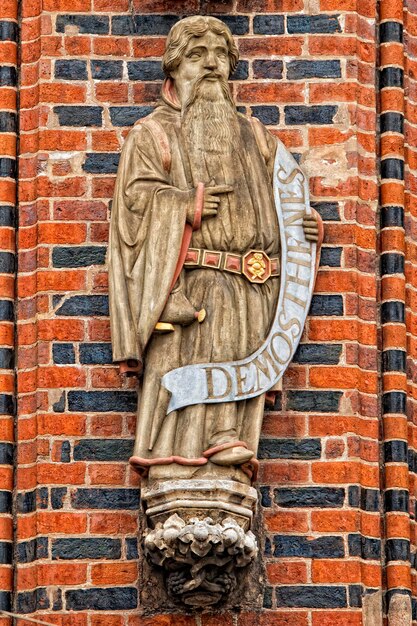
top-left (162, 141), bottom-right (315, 413)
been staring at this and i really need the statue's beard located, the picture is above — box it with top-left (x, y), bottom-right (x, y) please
top-left (181, 74), bottom-right (239, 155)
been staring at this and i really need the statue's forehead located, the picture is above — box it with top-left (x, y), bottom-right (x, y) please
top-left (183, 30), bottom-right (228, 53)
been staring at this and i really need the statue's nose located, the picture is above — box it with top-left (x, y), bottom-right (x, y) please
top-left (204, 52), bottom-right (217, 70)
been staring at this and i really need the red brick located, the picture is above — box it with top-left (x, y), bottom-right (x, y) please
top-left (267, 562), bottom-right (307, 584)
top-left (37, 512), bottom-right (87, 534)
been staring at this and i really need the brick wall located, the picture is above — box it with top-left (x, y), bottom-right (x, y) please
top-left (5, 0), bottom-right (417, 624)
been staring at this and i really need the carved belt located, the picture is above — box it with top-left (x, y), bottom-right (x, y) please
top-left (184, 247), bottom-right (280, 284)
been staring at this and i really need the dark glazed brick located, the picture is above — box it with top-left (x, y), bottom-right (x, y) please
top-left (251, 106), bottom-right (279, 125)
top-left (0, 112), bottom-right (17, 133)
top-left (263, 587), bottom-right (273, 609)
top-left (128, 61), bottom-right (164, 81)
top-left (68, 390), bottom-right (137, 413)
top-left (287, 60), bottom-right (341, 80)
top-left (16, 588), bottom-right (49, 613)
top-left (0, 206), bottom-right (15, 227)
top-left (276, 586), bottom-right (347, 608)
top-left (51, 487), bottom-right (67, 510)
top-left (384, 489), bottom-right (409, 513)
top-left (386, 538), bottom-right (410, 562)
top-left (55, 60), bottom-right (87, 81)
top-left (61, 441), bottom-right (71, 463)
top-left (135, 15), bottom-right (178, 36)
top-left (259, 486), bottom-right (272, 507)
top-left (348, 534), bottom-right (381, 560)
top-left (381, 205), bottom-right (404, 228)
top-left (52, 538), bottom-right (121, 560)
top-left (17, 490), bottom-right (35, 514)
top-left (83, 153), bottom-right (120, 174)
top-left (253, 60), bottom-right (283, 79)
top-left (79, 342), bottom-right (112, 364)
top-left (0, 442), bottom-right (13, 465)
top-left (53, 393), bottom-right (65, 413)
top-left (380, 111), bottom-right (403, 134)
top-left (56, 295), bottom-right (109, 316)
top-left (0, 394), bottom-right (14, 416)
top-left (111, 15), bottom-right (137, 35)
top-left (0, 592), bottom-right (11, 612)
top-left (17, 537), bottom-right (48, 564)
top-left (74, 439), bottom-right (133, 461)
top-left (37, 488), bottom-right (48, 509)
top-left (383, 391), bottom-right (406, 414)
top-left (380, 67), bottom-right (403, 89)
top-left (381, 301), bottom-right (404, 324)
top-left (320, 247), bottom-right (342, 267)
top-left (310, 294), bottom-right (343, 316)
top-left (53, 246), bottom-right (106, 268)
top-left (0, 348), bottom-right (13, 369)
top-left (383, 349), bottom-right (406, 372)
top-left (0, 251), bottom-right (15, 273)
top-left (53, 343), bottom-right (75, 365)
top-left (0, 542), bottom-right (12, 564)
top-left (275, 487), bottom-right (345, 508)
top-left (380, 21), bottom-right (403, 43)
top-left (285, 105), bottom-right (337, 125)
top-left (52, 589), bottom-right (63, 611)
top-left (0, 21), bottom-right (18, 41)
top-left (381, 252), bottom-right (404, 275)
top-left (253, 15), bottom-right (284, 34)
top-left (381, 157), bottom-right (404, 180)
top-left (66, 587), bottom-right (137, 611)
top-left (287, 14), bottom-right (341, 33)
top-left (54, 106), bottom-right (103, 127)
top-left (0, 300), bottom-right (13, 321)
top-left (126, 537), bottom-right (139, 560)
top-left (287, 390), bottom-right (342, 413)
top-left (258, 438), bottom-right (321, 459)
top-left (273, 534), bottom-right (344, 558)
top-left (0, 157), bottom-right (16, 178)
top-left (110, 106), bottom-right (154, 127)
top-left (293, 343), bottom-right (342, 365)
top-left (349, 585), bottom-right (363, 608)
top-left (91, 60), bottom-right (123, 80)
top-left (310, 201), bottom-right (340, 221)
top-left (217, 15), bottom-right (249, 35)
top-left (71, 488), bottom-right (139, 510)
top-left (56, 14), bottom-right (109, 34)
top-left (0, 66), bottom-right (17, 87)
top-left (230, 61), bottom-right (249, 80)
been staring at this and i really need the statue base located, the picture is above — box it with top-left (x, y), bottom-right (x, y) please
top-left (141, 480), bottom-right (259, 608)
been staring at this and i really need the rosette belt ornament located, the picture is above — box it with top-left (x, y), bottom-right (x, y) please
top-left (184, 247), bottom-right (280, 283)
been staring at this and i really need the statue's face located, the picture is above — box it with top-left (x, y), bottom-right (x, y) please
top-left (170, 30), bottom-right (231, 105)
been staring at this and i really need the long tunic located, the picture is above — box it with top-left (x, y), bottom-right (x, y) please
top-left (109, 94), bottom-right (285, 469)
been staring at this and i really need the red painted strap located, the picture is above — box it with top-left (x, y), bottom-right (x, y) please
top-left (169, 182), bottom-right (204, 292)
top-left (203, 440), bottom-right (248, 459)
top-left (129, 454), bottom-right (208, 478)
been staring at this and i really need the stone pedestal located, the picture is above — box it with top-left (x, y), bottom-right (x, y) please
top-left (141, 480), bottom-right (259, 607)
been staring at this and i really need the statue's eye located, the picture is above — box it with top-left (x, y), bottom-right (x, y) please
top-left (189, 51), bottom-right (201, 59)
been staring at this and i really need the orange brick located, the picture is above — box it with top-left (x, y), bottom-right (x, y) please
top-left (312, 612), bottom-right (362, 626)
top-left (37, 463), bottom-right (87, 485)
top-left (38, 222), bottom-right (86, 244)
top-left (37, 511), bottom-right (87, 534)
top-left (312, 510), bottom-right (359, 533)
top-left (91, 562), bottom-right (138, 585)
top-left (38, 366), bottom-right (86, 388)
top-left (312, 559), bottom-right (361, 583)
top-left (264, 511), bottom-right (308, 533)
top-left (267, 562), bottom-right (307, 584)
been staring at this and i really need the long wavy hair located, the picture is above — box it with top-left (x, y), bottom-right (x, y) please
top-left (162, 16), bottom-right (239, 78)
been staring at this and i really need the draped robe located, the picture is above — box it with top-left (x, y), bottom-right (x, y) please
top-left (108, 90), bottom-right (296, 475)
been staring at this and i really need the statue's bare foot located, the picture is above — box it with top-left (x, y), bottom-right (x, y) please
top-left (209, 446), bottom-right (254, 466)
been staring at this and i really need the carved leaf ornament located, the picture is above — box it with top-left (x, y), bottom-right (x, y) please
top-left (162, 142), bottom-right (315, 413)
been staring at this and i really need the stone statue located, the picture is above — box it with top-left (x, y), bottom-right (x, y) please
top-left (108, 15), bottom-right (321, 608)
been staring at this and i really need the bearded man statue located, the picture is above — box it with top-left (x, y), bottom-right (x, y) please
top-left (109, 16), bottom-right (320, 485)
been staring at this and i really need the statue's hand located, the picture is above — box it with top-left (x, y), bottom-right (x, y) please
top-left (202, 185), bottom-right (233, 220)
top-left (119, 359), bottom-right (142, 377)
top-left (302, 211), bottom-right (320, 242)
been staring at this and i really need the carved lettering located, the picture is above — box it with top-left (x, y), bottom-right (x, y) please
top-left (205, 366), bottom-right (233, 400)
